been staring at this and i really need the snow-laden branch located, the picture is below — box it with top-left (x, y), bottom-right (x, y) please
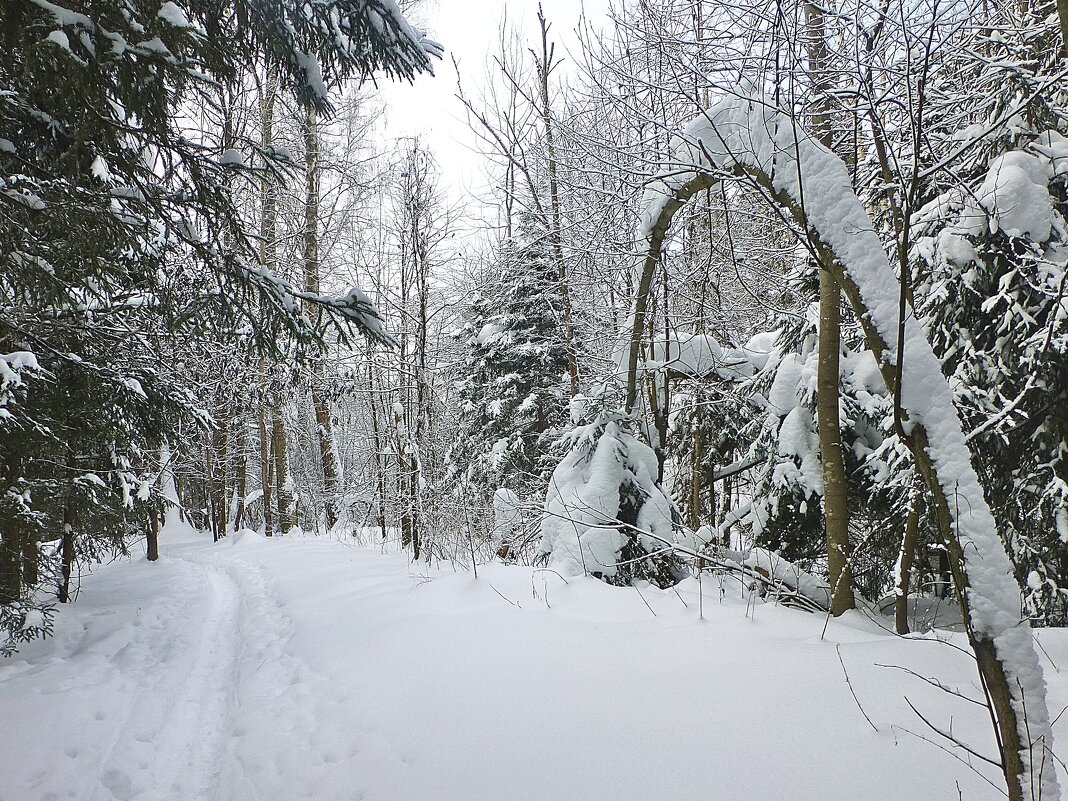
top-left (637, 96), bottom-right (1057, 801)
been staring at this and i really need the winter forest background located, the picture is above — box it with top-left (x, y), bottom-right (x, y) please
top-left (2, 0), bottom-right (1068, 798)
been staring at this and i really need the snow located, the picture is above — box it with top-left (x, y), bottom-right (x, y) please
top-left (5, 528), bottom-right (1068, 801)
top-left (44, 29), bottom-right (71, 51)
top-left (539, 420), bottom-right (673, 578)
top-left (620, 331), bottom-right (769, 384)
top-left (218, 149), bottom-right (243, 167)
top-left (642, 95), bottom-right (1058, 797)
top-left (295, 50), bottom-right (329, 103)
top-left (972, 152), bottom-right (1055, 241)
top-left (157, 1), bottom-right (190, 28)
top-left (491, 487), bottom-right (521, 546)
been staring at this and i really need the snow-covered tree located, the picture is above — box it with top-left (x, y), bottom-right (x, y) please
top-left (909, 7), bottom-right (1068, 623)
top-left (538, 408), bottom-right (682, 588)
top-left (449, 221), bottom-right (572, 504)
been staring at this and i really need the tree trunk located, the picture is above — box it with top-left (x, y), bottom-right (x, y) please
top-left (208, 410), bottom-right (228, 542)
top-left (258, 65), bottom-right (278, 538)
top-left (21, 529), bottom-right (38, 585)
top-left (0, 527), bottom-right (21, 603)
top-left (232, 409), bottom-right (247, 533)
top-left (302, 105), bottom-right (341, 530)
top-left (1058, 0), bottom-right (1068, 58)
top-left (818, 267), bottom-right (855, 614)
top-left (259, 400), bottom-right (274, 536)
top-left (146, 506), bottom-right (160, 562)
top-left (805, 0), bottom-right (854, 616)
top-left (272, 403), bottom-right (296, 534)
top-left (689, 421), bottom-right (703, 530)
top-left (894, 486), bottom-right (922, 635)
top-left (368, 358), bottom-right (388, 543)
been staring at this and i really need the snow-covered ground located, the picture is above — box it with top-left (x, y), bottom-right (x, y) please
top-left (3, 524), bottom-right (1068, 801)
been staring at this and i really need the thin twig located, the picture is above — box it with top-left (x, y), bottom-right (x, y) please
top-left (904, 697), bottom-right (1003, 769)
top-left (875, 662), bottom-right (987, 707)
top-left (837, 644), bottom-right (880, 732)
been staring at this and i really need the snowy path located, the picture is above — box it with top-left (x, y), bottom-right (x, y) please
top-left (4, 525), bottom-right (1068, 801)
top-left (89, 561), bottom-right (240, 801)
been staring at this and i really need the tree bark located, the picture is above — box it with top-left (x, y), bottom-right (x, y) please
top-left (259, 402), bottom-right (274, 536)
top-left (20, 529), bottom-right (38, 586)
top-left (208, 410), bottom-right (228, 541)
top-left (232, 409), bottom-right (247, 533)
top-left (258, 65), bottom-right (278, 538)
top-left (0, 527), bottom-right (20, 603)
top-left (895, 486), bottom-right (923, 634)
top-left (805, 0), bottom-right (855, 615)
top-left (818, 266), bottom-right (855, 614)
top-left (1058, 0), bottom-right (1068, 58)
top-left (272, 403), bottom-right (296, 534)
top-left (146, 506), bottom-right (160, 562)
top-left (368, 357), bottom-right (388, 543)
top-left (301, 105), bottom-right (342, 530)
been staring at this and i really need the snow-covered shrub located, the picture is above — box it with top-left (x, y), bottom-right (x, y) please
top-left (539, 410), bottom-right (681, 587)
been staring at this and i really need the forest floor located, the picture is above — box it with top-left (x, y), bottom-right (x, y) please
top-left (3, 524), bottom-right (1068, 801)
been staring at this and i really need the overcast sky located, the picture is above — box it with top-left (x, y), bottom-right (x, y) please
top-left (378, 0), bottom-right (612, 200)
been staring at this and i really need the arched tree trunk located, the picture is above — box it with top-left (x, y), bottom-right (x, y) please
top-left (632, 97), bottom-right (1057, 801)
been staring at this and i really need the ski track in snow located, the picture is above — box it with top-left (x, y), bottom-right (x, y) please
top-left (0, 532), bottom-right (323, 801)
top-left (87, 555), bottom-right (242, 801)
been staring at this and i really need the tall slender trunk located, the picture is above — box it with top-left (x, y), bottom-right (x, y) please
top-left (258, 65), bottom-right (279, 537)
top-left (689, 421), bottom-right (703, 530)
top-left (20, 531), bottom-right (38, 585)
top-left (368, 358), bottom-right (388, 543)
top-left (1057, 0), bottom-right (1068, 57)
top-left (818, 268), bottom-right (855, 614)
top-left (259, 402), bottom-right (274, 536)
top-left (895, 486), bottom-right (923, 634)
top-left (232, 409), bottom-right (247, 532)
top-left (0, 459), bottom-right (22, 600)
top-left (273, 404), bottom-right (296, 533)
top-left (0, 527), bottom-right (20, 603)
top-left (208, 404), bottom-right (228, 541)
top-left (302, 105), bottom-right (341, 530)
top-left (146, 506), bottom-right (160, 562)
top-left (806, 0), bottom-right (855, 615)
top-left (536, 8), bottom-right (579, 397)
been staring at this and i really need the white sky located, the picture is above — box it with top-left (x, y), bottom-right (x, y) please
top-left (377, 0), bottom-right (612, 201)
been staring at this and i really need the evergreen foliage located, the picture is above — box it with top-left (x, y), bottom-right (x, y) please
top-left (450, 222), bottom-right (571, 501)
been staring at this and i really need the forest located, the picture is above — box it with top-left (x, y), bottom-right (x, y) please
top-left (1, 0), bottom-right (1067, 799)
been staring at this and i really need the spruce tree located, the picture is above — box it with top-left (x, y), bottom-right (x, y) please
top-left (450, 221), bottom-right (572, 504)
